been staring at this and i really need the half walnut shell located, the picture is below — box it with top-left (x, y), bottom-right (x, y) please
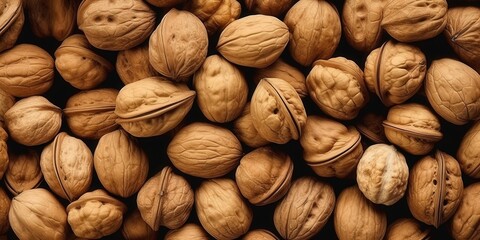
top-left (0, 0), bottom-right (24, 53)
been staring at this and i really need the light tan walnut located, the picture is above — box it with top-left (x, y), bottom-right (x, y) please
top-left (450, 182), bottom-right (480, 240)
top-left (185, 0), bottom-right (241, 35)
top-left (384, 218), bottom-right (432, 240)
top-left (457, 120), bottom-right (480, 178)
top-left (4, 148), bottom-right (42, 196)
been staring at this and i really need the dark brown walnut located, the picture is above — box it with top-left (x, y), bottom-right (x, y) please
top-left (244, 0), bottom-right (293, 16)
top-left (364, 40), bottom-right (426, 107)
top-left (284, 0), bottom-right (341, 66)
top-left (251, 78), bottom-right (307, 144)
top-left (164, 223), bottom-right (210, 240)
top-left (55, 34), bottom-right (113, 90)
top-left (450, 182), bottom-right (480, 240)
top-left (334, 185), bottom-right (387, 240)
top-left (137, 166), bottom-right (194, 231)
top-left (0, 187), bottom-right (9, 235)
top-left (5, 96), bottom-right (62, 146)
top-left (115, 77), bottom-right (196, 137)
top-left (243, 229), bottom-right (279, 240)
top-left (384, 218), bottom-right (432, 240)
top-left (185, 0), bottom-right (241, 35)
top-left (307, 57), bottom-right (369, 120)
top-left (355, 110), bottom-right (388, 143)
top-left (381, 0), bottom-right (448, 42)
top-left (4, 148), bottom-right (42, 196)
top-left (196, 178), bottom-right (253, 240)
top-left (146, 0), bottom-right (185, 7)
top-left (407, 150), bottom-right (464, 228)
top-left (0, 130), bottom-right (7, 179)
top-left (0, 0), bottom-right (24, 53)
top-left (94, 129), bottom-right (149, 198)
top-left (457, 120), bottom-right (480, 178)
top-left (0, 88), bottom-right (14, 128)
top-left (274, 176), bottom-right (335, 240)
top-left (425, 58), bottom-right (480, 125)
top-left (300, 115), bottom-right (362, 178)
top-left (232, 102), bottom-right (270, 148)
top-left (77, 0), bottom-right (156, 51)
top-left (149, 8), bottom-right (208, 81)
top-left (0, 44), bottom-right (54, 97)
top-left (235, 146), bottom-right (293, 206)
top-left (67, 189), bottom-right (127, 239)
top-left (40, 132), bottom-right (93, 202)
top-left (167, 122), bottom-right (243, 178)
top-left (121, 208), bottom-right (158, 240)
top-left (63, 88), bottom-right (118, 140)
top-left (116, 43), bottom-right (158, 85)
top-left (445, 7), bottom-right (480, 73)
top-left (383, 103), bottom-right (443, 155)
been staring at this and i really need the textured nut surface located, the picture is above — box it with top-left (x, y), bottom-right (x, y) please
top-left (0, 187), bottom-right (10, 235)
top-left (0, 44), bottom-right (54, 97)
top-left (185, 0), bottom-right (241, 35)
top-left (245, 0), bottom-right (293, 16)
top-left (195, 178), bottom-right (252, 240)
top-left (164, 223), bottom-right (210, 240)
top-left (4, 148), bottom-right (42, 196)
top-left (274, 176), bottom-right (335, 240)
top-left (0, 88), bottom-right (14, 128)
top-left (167, 122), bottom-right (243, 178)
top-left (356, 144), bottom-right (409, 205)
top-left (194, 54), bottom-right (248, 123)
top-left (116, 43), bottom-right (158, 85)
top-left (384, 218), bottom-right (431, 240)
top-left (243, 229), bottom-right (279, 240)
top-left (217, 14), bottom-right (289, 68)
top-left (457, 120), bottom-right (480, 178)
top-left (121, 209), bottom-right (157, 240)
top-left (450, 182), bottom-right (480, 240)
top-left (425, 58), bottom-right (480, 125)
top-left (284, 0), bottom-right (341, 66)
top-left (0, 0), bottom-right (24, 53)
top-left (232, 102), bottom-right (269, 148)
top-left (24, 0), bottom-right (75, 41)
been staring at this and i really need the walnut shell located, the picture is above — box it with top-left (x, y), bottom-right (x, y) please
top-left (40, 132), bottom-right (93, 202)
top-left (5, 96), bottom-right (62, 146)
top-left (384, 218), bottom-right (432, 240)
top-left (185, 0), bottom-right (241, 35)
top-left (121, 208), bottom-right (157, 240)
top-left (251, 78), bottom-right (307, 144)
top-left (245, 0), bottom-right (293, 16)
top-left (355, 110), bottom-right (388, 144)
top-left (115, 77), bottom-right (196, 137)
top-left (193, 54), bottom-right (248, 123)
top-left (9, 188), bottom-right (68, 240)
top-left (149, 8), bottom-right (208, 81)
top-left (457, 120), bottom-right (480, 178)
top-left (364, 40), bottom-right (426, 107)
top-left (196, 178), bottom-right (252, 240)
top-left (235, 146), bottom-right (293, 206)
top-left (357, 144), bottom-right (409, 205)
top-left (407, 150), bottom-right (464, 228)
top-left (63, 88), bottom-right (119, 139)
top-left (450, 182), bottom-right (480, 240)
top-left (167, 122), bottom-right (243, 178)
top-left (243, 229), bottom-right (279, 240)
top-left (217, 14), bottom-right (289, 68)
top-left (24, 0), bottom-right (75, 41)
top-left (425, 58), bottom-right (480, 125)
top-left (4, 148), bottom-right (42, 196)
top-left (94, 129), bottom-right (149, 198)
top-left (334, 185), bottom-right (387, 240)
top-left (137, 166), bottom-right (194, 231)
top-left (0, 88), bottom-right (15, 128)
top-left (67, 189), bottom-right (127, 239)
top-left (0, 0), bottom-right (24, 53)
top-left (0, 187), bottom-right (10, 235)
top-left (116, 42), bottom-right (158, 85)
top-left (383, 103), bottom-right (442, 155)
top-left (55, 34), bottom-right (113, 90)
top-left (300, 115), bottom-right (362, 178)
top-left (0, 44), bottom-right (54, 97)
top-left (307, 57), bottom-right (369, 120)
top-left (232, 102), bottom-right (269, 148)
top-left (77, 0), bottom-right (156, 51)
top-left (284, 0), bottom-right (341, 66)
top-left (381, 0), bottom-right (447, 42)
top-left (164, 223), bottom-right (210, 240)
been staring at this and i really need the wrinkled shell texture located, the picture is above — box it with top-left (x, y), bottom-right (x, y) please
top-left (356, 144), bottom-right (409, 206)
top-left (253, 59), bottom-right (307, 98)
top-left (77, 0), bottom-right (156, 51)
top-left (243, 229), bottom-right (279, 240)
top-left (0, 0), bottom-right (24, 53)
top-left (4, 148), bottom-right (42, 196)
top-left (24, 0), bottom-right (75, 41)
top-left (274, 177), bottom-right (335, 240)
top-left (232, 102), bottom-right (269, 148)
top-left (149, 8), bottom-right (208, 81)
top-left (384, 218), bottom-right (431, 240)
top-left (164, 223), bottom-right (210, 240)
top-left (194, 54), bottom-right (248, 123)
top-left (284, 0), bottom-right (341, 66)
top-left (167, 122), bottom-right (242, 178)
top-left (195, 178), bottom-right (252, 240)
top-left (450, 182), bottom-right (480, 240)
top-left (0, 43), bottom-right (54, 97)
top-left (0, 187), bottom-right (10, 235)
top-left (217, 14), bottom-right (289, 68)
top-left (121, 209), bottom-right (157, 240)
top-left (457, 120), bottom-right (480, 178)
top-left (426, 58), bottom-right (480, 125)
top-left (116, 43), bottom-right (158, 85)
top-left (186, 0), bottom-right (241, 35)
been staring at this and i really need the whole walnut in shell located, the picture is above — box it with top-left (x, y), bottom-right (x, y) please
top-left (196, 178), bottom-right (253, 240)
top-left (0, 88), bottom-right (15, 128)
top-left (284, 0), bottom-right (341, 66)
top-left (384, 218), bottom-right (432, 240)
top-left (164, 223), bottom-right (210, 240)
top-left (425, 58), bottom-right (480, 125)
top-left (0, 187), bottom-right (9, 235)
top-left (167, 122), bottom-right (243, 178)
top-left (243, 229), bottom-right (279, 240)
top-left (407, 150), bottom-right (463, 228)
top-left (0, 44), bottom-right (54, 97)
top-left (4, 147), bottom-right (42, 196)
top-left (450, 182), bottom-right (480, 240)
top-left (457, 120), bottom-right (480, 178)
top-left (77, 0), bottom-right (156, 51)
top-left (5, 96), bottom-right (62, 146)
top-left (121, 208), bottom-right (158, 240)
top-left (67, 189), bottom-right (127, 239)
top-left (9, 188), bottom-right (68, 240)
top-left (137, 166), bottom-right (194, 231)
top-left (0, 0), bottom-right (24, 53)
top-left (274, 176), bottom-right (335, 240)
top-left (232, 102), bottom-right (269, 148)
top-left (116, 43), bottom-right (158, 85)
top-left (244, 0), bottom-right (293, 16)
top-left (149, 8), bottom-right (208, 81)
top-left (217, 14), bottom-right (289, 68)
top-left (185, 0), bottom-right (241, 35)
top-left (194, 54), bottom-right (248, 123)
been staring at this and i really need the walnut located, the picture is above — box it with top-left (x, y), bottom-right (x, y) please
top-left (4, 147), bottom-right (42, 196)
top-left (245, 0), bottom-right (293, 16)
top-left (185, 0), bottom-right (241, 35)
top-left (384, 218), bottom-right (432, 240)
top-left (116, 42), bottom-right (158, 85)
top-left (0, 0), bottom-right (24, 53)
top-left (0, 187), bottom-right (9, 235)
top-left (450, 182), bottom-right (480, 240)
top-left (242, 229), bottom-right (279, 240)
top-left (232, 102), bottom-right (270, 148)
top-left (457, 120), bottom-right (480, 178)
top-left (165, 223), bottom-right (210, 240)
top-left (121, 209), bottom-right (158, 240)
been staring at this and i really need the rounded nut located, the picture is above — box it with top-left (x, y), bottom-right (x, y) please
top-left (243, 229), bottom-right (279, 240)
top-left (274, 176), bottom-right (335, 240)
top-left (457, 120), bottom-right (480, 178)
top-left (384, 218), bottom-right (432, 240)
top-left (407, 150), bottom-right (464, 228)
top-left (357, 144), bottom-right (409, 206)
top-left (0, 187), bottom-right (10, 235)
top-left (24, 0), bottom-right (75, 41)
top-left (4, 147), bottom-right (42, 196)
top-left (195, 178), bottom-right (252, 240)
top-left (235, 145), bottom-right (293, 206)
top-left (450, 182), bottom-right (480, 240)
top-left (185, 0), bottom-right (241, 35)
top-left (245, 0), bottom-right (293, 16)
top-left (116, 43), bottom-right (158, 85)
top-left (167, 122), bottom-right (243, 178)
top-left (164, 223), bottom-right (210, 240)
top-left (121, 208), bottom-right (158, 240)
top-left (0, 0), bottom-right (24, 53)
top-left (232, 102), bottom-right (269, 148)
